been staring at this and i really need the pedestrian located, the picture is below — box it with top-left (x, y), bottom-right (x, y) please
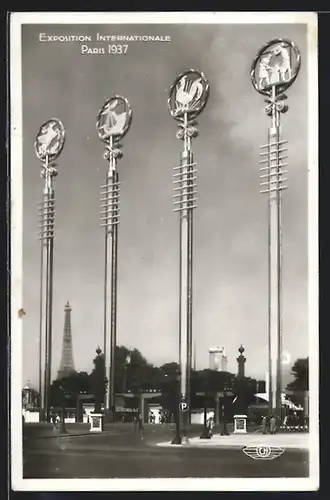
top-left (270, 415), bottom-right (277, 434)
top-left (52, 414), bottom-right (60, 434)
top-left (262, 415), bottom-right (268, 434)
top-left (52, 414), bottom-right (57, 433)
top-left (207, 416), bottom-right (214, 437)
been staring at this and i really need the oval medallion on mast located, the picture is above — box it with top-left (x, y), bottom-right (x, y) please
top-left (96, 95), bottom-right (133, 144)
top-left (250, 38), bottom-right (301, 96)
top-left (168, 69), bottom-right (210, 121)
top-left (34, 118), bottom-right (66, 163)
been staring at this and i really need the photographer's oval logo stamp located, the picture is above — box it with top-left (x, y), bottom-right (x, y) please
top-left (242, 445), bottom-right (285, 460)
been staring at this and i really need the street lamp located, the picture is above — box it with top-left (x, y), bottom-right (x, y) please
top-left (96, 96), bottom-right (133, 423)
top-left (251, 40), bottom-right (301, 423)
top-left (168, 70), bottom-right (210, 444)
top-left (220, 386), bottom-right (231, 436)
top-left (36, 118), bottom-right (65, 422)
top-left (123, 352), bottom-right (131, 393)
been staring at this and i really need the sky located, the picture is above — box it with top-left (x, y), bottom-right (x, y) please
top-left (21, 22), bottom-right (309, 387)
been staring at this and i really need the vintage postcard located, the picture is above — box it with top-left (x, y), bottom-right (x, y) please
top-left (10, 11), bottom-right (319, 491)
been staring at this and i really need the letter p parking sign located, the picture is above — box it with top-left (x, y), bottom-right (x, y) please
top-left (179, 402), bottom-right (188, 412)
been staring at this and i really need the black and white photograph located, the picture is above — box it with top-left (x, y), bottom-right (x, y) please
top-left (10, 11), bottom-right (319, 491)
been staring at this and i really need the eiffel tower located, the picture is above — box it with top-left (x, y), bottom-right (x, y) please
top-left (57, 301), bottom-right (75, 379)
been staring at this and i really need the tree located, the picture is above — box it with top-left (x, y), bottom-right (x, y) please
top-left (232, 376), bottom-right (256, 415)
top-left (48, 343), bottom-right (268, 419)
top-left (140, 365), bottom-right (164, 391)
top-left (158, 363), bottom-right (180, 423)
top-left (256, 380), bottom-right (266, 393)
top-left (50, 371), bottom-right (91, 408)
top-left (286, 357), bottom-right (308, 407)
top-left (160, 362), bottom-right (180, 377)
top-left (125, 348), bottom-right (149, 392)
top-left (114, 345), bottom-right (132, 392)
top-left (122, 348), bottom-right (164, 393)
top-left (287, 358), bottom-right (309, 391)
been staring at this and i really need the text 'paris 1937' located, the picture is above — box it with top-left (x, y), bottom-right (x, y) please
top-left (81, 44), bottom-right (129, 55)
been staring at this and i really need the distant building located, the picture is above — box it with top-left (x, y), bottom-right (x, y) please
top-left (209, 346), bottom-right (228, 371)
top-left (22, 381), bottom-right (39, 408)
top-left (57, 301), bottom-right (76, 379)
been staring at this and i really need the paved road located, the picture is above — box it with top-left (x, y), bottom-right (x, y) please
top-left (23, 424), bottom-right (309, 479)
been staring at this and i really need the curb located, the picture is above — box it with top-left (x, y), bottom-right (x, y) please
top-left (24, 430), bottom-right (115, 440)
top-left (155, 441), bottom-right (309, 451)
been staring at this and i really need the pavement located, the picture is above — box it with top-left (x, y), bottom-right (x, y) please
top-left (23, 422), bottom-right (132, 439)
top-left (22, 423), bottom-right (310, 479)
top-left (156, 432), bottom-right (309, 450)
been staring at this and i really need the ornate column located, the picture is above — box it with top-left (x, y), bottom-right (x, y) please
top-left (237, 345), bottom-right (246, 378)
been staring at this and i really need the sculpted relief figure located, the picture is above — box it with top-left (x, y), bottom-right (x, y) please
top-left (258, 53), bottom-right (272, 89)
top-left (99, 99), bottom-right (127, 138)
top-left (38, 122), bottom-right (61, 156)
top-left (258, 44), bottom-right (292, 90)
top-left (175, 75), bottom-right (204, 115)
top-left (272, 44), bottom-right (292, 83)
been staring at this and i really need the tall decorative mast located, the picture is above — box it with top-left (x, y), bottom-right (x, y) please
top-left (57, 301), bottom-right (76, 379)
top-left (251, 39), bottom-right (301, 420)
top-left (96, 96), bottom-right (133, 422)
top-left (168, 70), bottom-right (210, 444)
top-left (35, 118), bottom-right (65, 422)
